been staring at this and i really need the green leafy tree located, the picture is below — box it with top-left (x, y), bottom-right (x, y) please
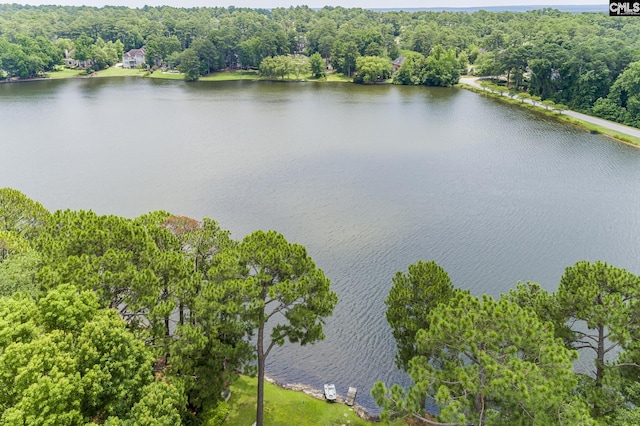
top-left (191, 38), bottom-right (220, 75)
top-left (0, 229), bottom-right (29, 263)
top-left (373, 292), bottom-right (594, 425)
top-left (306, 17), bottom-right (336, 60)
top-left (0, 285), bottom-right (163, 424)
top-left (423, 45), bottom-right (460, 87)
top-left (529, 58), bottom-right (554, 99)
top-left (145, 35), bottom-right (182, 68)
top-left (73, 33), bottom-right (94, 63)
top-left (290, 54), bottom-right (309, 80)
top-left (331, 39), bottom-right (358, 76)
top-left (595, 61), bottom-right (640, 127)
top-left (217, 230), bottom-right (337, 426)
top-left (0, 41), bottom-right (29, 78)
top-left (0, 188), bottom-right (50, 241)
top-left (0, 242), bottom-right (40, 298)
top-left (384, 260), bottom-right (456, 370)
top-left (76, 308), bottom-right (155, 421)
top-left (392, 52), bottom-right (425, 86)
top-left (123, 381), bottom-right (185, 426)
top-left (258, 56), bottom-right (274, 78)
top-left (499, 45), bottom-right (531, 90)
top-left (259, 54), bottom-right (308, 80)
top-left (178, 47), bottom-right (201, 82)
top-left (354, 55), bottom-right (392, 84)
top-left (309, 51), bottom-right (325, 78)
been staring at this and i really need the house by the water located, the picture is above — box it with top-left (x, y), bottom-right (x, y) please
top-left (123, 48), bottom-right (146, 69)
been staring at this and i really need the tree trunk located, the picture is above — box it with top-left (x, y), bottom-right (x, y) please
top-left (596, 323), bottom-right (605, 386)
top-left (256, 321), bottom-right (266, 426)
top-left (594, 322), bottom-right (605, 416)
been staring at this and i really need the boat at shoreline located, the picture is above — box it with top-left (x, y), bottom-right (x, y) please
top-left (323, 383), bottom-right (337, 401)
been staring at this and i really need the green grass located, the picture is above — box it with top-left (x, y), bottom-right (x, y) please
top-left (50, 67), bottom-right (353, 84)
top-left (212, 375), bottom-right (406, 426)
top-left (325, 71), bottom-right (352, 82)
top-left (197, 69), bottom-right (353, 83)
top-left (44, 67), bottom-right (83, 79)
top-left (200, 70), bottom-right (262, 81)
top-left (94, 67), bottom-right (146, 77)
top-left (148, 70), bottom-right (186, 80)
top-left (555, 115), bottom-right (640, 146)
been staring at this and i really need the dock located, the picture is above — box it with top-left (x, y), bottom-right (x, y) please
top-left (345, 387), bottom-right (357, 406)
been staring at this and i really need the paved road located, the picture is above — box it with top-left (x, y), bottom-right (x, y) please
top-left (459, 77), bottom-right (640, 140)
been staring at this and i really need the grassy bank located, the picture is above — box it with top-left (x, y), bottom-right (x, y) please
top-left (44, 67), bottom-right (83, 79)
top-left (37, 66), bottom-right (355, 84)
top-left (200, 70), bottom-right (261, 81)
top-left (460, 83), bottom-right (640, 147)
top-left (148, 70), bottom-right (185, 80)
top-left (199, 69), bottom-right (352, 82)
top-left (556, 114), bottom-right (640, 147)
top-left (94, 67), bottom-right (145, 77)
top-left (213, 375), bottom-right (406, 426)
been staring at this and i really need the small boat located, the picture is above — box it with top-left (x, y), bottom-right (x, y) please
top-left (324, 383), bottom-right (337, 401)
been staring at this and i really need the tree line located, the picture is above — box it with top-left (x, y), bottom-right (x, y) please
top-left (0, 5), bottom-right (639, 126)
top-left (374, 260), bottom-right (640, 425)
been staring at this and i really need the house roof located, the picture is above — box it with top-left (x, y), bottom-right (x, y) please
top-left (124, 48), bottom-right (145, 57)
top-left (392, 56), bottom-right (406, 67)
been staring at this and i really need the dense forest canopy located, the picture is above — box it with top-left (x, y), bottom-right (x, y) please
top-left (0, 4), bottom-right (639, 126)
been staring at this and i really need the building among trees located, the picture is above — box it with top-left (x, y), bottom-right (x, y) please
top-left (123, 48), bottom-right (145, 69)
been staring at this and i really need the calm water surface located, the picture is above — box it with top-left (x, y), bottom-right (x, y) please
top-left (2, 78), bottom-right (640, 412)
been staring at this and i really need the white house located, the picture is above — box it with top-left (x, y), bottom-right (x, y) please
top-left (123, 48), bottom-right (146, 69)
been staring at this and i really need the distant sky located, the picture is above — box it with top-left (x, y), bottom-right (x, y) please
top-left (14, 1), bottom-right (605, 9)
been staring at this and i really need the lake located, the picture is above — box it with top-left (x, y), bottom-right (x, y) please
top-left (2, 77), bottom-right (640, 413)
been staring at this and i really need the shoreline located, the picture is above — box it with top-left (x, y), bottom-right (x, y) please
top-left (264, 375), bottom-right (379, 422)
top-left (457, 77), bottom-right (640, 147)
top-left (5, 69), bottom-right (639, 147)
top-left (1, 67), bottom-right (353, 84)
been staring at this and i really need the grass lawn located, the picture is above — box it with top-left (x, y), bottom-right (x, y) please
top-left (44, 67), bottom-right (83, 79)
top-left (325, 71), bottom-right (352, 82)
top-left (198, 69), bottom-right (353, 83)
top-left (305, 71), bottom-right (352, 83)
top-left (200, 70), bottom-right (262, 81)
top-left (214, 376), bottom-right (406, 426)
top-left (94, 67), bottom-right (146, 77)
top-left (148, 70), bottom-right (186, 80)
